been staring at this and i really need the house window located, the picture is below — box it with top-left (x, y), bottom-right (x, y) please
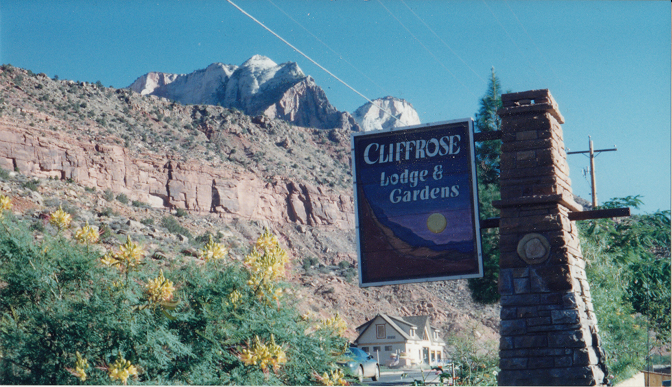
top-left (361, 347), bottom-right (369, 353)
top-left (384, 346), bottom-right (392, 351)
top-left (376, 324), bottom-right (386, 339)
top-left (373, 346), bottom-right (380, 352)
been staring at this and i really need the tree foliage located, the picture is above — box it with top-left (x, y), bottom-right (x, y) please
top-left (0, 212), bottom-right (350, 385)
top-left (469, 68), bottom-right (504, 304)
top-left (580, 196), bottom-right (670, 382)
top-left (445, 324), bottom-right (499, 386)
top-left (474, 67), bottom-right (503, 186)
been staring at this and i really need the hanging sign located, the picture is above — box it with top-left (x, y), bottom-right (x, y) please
top-left (351, 119), bottom-right (483, 287)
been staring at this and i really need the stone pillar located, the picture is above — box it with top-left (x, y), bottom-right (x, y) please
top-left (494, 89), bottom-right (609, 386)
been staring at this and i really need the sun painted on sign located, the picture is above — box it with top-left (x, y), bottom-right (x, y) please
top-left (352, 119), bottom-right (483, 287)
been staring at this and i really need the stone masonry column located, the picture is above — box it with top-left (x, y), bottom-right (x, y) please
top-left (493, 90), bottom-right (609, 386)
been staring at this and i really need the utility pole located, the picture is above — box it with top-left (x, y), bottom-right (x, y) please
top-left (566, 136), bottom-right (617, 208)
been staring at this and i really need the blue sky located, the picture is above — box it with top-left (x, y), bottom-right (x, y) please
top-left (2, 0), bottom-right (670, 213)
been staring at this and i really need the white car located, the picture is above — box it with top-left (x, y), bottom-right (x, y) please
top-left (339, 347), bottom-right (380, 382)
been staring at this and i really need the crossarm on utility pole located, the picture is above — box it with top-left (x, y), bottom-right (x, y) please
top-left (566, 136), bottom-right (617, 208)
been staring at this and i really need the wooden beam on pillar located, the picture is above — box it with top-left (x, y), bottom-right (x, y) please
top-left (480, 218), bottom-right (500, 229)
top-left (474, 130), bottom-right (503, 142)
top-left (568, 207), bottom-right (630, 221)
top-left (480, 207), bottom-right (631, 229)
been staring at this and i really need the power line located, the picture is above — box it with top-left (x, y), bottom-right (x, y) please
top-left (375, 0), bottom-right (478, 99)
top-left (266, 0), bottom-right (389, 96)
top-left (481, 0), bottom-right (545, 83)
top-left (399, 0), bottom-right (487, 85)
top-left (503, 0), bottom-right (559, 82)
top-left (225, 0), bottom-right (400, 122)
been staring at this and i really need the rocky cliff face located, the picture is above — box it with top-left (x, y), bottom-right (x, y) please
top-left (353, 96), bottom-right (421, 131)
top-left (129, 55), bottom-right (360, 131)
top-left (263, 76), bottom-right (359, 131)
top-left (130, 62), bottom-right (238, 104)
top-left (0, 122), bottom-right (354, 229)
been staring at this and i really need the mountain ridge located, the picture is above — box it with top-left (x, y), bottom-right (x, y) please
top-left (129, 55), bottom-right (361, 131)
top-left (129, 55), bottom-right (421, 132)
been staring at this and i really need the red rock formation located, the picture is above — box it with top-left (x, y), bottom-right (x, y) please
top-left (0, 120), bottom-right (354, 230)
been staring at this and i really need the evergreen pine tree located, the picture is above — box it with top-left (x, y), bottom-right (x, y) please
top-left (474, 67), bottom-right (503, 186)
top-left (468, 68), bottom-right (505, 304)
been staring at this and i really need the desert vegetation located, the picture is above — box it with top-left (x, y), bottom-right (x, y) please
top-left (0, 195), bottom-right (352, 385)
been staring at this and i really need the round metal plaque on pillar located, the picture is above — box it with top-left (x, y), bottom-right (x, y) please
top-left (517, 233), bottom-right (550, 264)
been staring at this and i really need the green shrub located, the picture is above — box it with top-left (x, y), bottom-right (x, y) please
top-left (116, 193), bottom-right (129, 205)
top-left (132, 200), bottom-right (150, 209)
top-left (302, 257), bottom-right (319, 272)
top-left (0, 167), bottom-right (10, 181)
top-left (0, 216), bottom-right (349, 385)
top-left (194, 231), bottom-right (223, 245)
top-left (343, 268), bottom-right (357, 283)
top-left (446, 325), bottom-right (499, 386)
top-left (97, 207), bottom-right (116, 217)
top-left (84, 186), bottom-right (96, 193)
top-left (579, 197), bottom-right (670, 383)
top-left (103, 189), bottom-right (115, 202)
top-left (175, 208), bottom-right (188, 218)
top-left (98, 225), bottom-right (112, 240)
top-left (21, 179), bottom-right (40, 192)
top-left (160, 216), bottom-right (192, 239)
top-left (140, 218), bottom-right (154, 226)
top-left (337, 261), bottom-right (351, 269)
top-left (29, 220), bottom-right (45, 233)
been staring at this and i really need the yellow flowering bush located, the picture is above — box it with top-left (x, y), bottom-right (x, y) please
top-left (118, 236), bottom-right (145, 263)
top-left (145, 269), bottom-right (175, 304)
top-left (0, 219), bottom-right (351, 385)
top-left (66, 351), bottom-right (89, 382)
top-left (245, 246), bottom-right (289, 282)
top-left (239, 334), bottom-right (287, 373)
top-left (49, 206), bottom-right (72, 232)
top-left (322, 313), bottom-right (348, 336)
top-left (74, 221), bottom-right (99, 245)
top-left (315, 368), bottom-right (349, 386)
top-left (198, 235), bottom-right (228, 261)
top-left (244, 230), bottom-right (289, 303)
top-left (0, 194), bottom-right (11, 210)
top-left (255, 228), bottom-right (279, 252)
top-left (0, 194), bottom-right (11, 220)
top-left (300, 312), bottom-right (314, 321)
top-left (101, 236), bottom-right (145, 272)
top-left (100, 251), bottom-right (119, 268)
top-left (228, 289), bottom-right (243, 306)
top-left (108, 354), bottom-right (139, 385)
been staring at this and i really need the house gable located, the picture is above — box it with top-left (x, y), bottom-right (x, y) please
top-left (354, 315), bottom-right (411, 345)
top-left (386, 316), bottom-right (418, 339)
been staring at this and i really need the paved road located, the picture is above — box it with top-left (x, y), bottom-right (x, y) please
top-left (364, 369), bottom-right (451, 386)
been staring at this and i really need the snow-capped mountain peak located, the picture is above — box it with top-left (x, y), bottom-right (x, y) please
top-left (128, 56), bottom-right (357, 130)
top-left (353, 96), bottom-right (421, 131)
